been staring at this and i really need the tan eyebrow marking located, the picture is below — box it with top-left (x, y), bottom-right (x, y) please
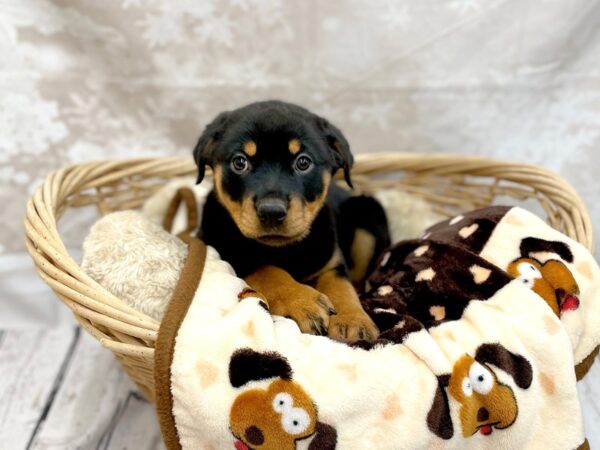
top-left (243, 140), bottom-right (257, 156)
top-left (288, 139), bottom-right (301, 155)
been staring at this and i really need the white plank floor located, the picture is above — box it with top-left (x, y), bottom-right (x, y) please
top-left (1, 253), bottom-right (599, 449)
top-left (0, 328), bottom-right (165, 450)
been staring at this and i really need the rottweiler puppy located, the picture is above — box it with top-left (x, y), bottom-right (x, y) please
top-left (193, 100), bottom-right (389, 341)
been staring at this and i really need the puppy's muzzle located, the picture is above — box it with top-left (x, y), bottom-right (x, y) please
top-left (256, 197), bottom-right (288, 226)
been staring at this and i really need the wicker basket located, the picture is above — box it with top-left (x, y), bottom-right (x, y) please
top-left (24, 153), bottom-right (594, 402)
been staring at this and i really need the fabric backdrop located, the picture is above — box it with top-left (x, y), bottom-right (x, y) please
top-left (1, 0), bottom-right (599, 256)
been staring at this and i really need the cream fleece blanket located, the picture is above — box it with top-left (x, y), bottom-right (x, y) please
top-left (151, 201), bottom-right (598, 449)
top-left (80, 180), bottom-right (597, 449)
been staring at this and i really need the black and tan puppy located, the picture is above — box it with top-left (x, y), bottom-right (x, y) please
top-left (193, 100), bottom-right (389, 341)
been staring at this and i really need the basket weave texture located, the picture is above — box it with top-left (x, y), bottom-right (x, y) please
top-left (24, 153), bottom-right (594, 401)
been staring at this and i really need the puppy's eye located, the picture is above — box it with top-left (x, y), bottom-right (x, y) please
top-left (294, 155), bottom-right (313, 173)
top-left (231, 155), bottom-right (250, 174)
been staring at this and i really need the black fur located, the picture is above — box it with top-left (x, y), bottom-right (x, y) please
top-left (201, 190), bottom-right (338, 278)
top-left (337, 195), bottom-right (391, 289)
top-left (194, 100), bottom-right (390, 284)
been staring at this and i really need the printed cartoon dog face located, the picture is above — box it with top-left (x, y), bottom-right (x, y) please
top-left (506, 236), bottom-right (581, 317)
top-left (507, 257), bottom-right (580, 316)
top-left (193, 100), bottom-right (353, 247)
top-left (427, 343), bottom-right (533, 440)
top-left (228, 348), bottom-right (337, 450)
top-left (448, 355), bottom-right (517, 436)
top-left (230, 379), bottom-right (317, 450)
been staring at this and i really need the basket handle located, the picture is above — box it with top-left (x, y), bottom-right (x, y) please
top-left (162, 187), bottom-right (199, 235)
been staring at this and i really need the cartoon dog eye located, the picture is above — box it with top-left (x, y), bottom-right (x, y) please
top-left (281, 407), bottom-right (311, 435)
top-left (272, 392), bottom-right (293, 413)
top-left (461, 377), bottom-right (473, 397)
top-left (469, 362), bottom-right (494, 395)
top-left (516, 262), bottom-right (542, 288)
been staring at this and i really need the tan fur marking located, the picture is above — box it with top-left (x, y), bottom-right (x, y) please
top-left (309, 249), bottom-right (343, 280)
top-left (245, 265), bottom-right (334, 335)
top-left (315, 271), bottom-right (364, 316)
top-left (316, 270), bottom-right (379, 341)
top-left (350, 228), bottom-right (376, 283)
top-left (243, 140), bottom-right (257, 156)
top-left (215, 165), bottom-right (306, 245)
top-left (216, 167), bottom-right (332, 246)
top-left (278, 172), bottom-right (331, 246)
top-left (288, 138), bottom-right (301, 155)
top-left (305, 172), bottom-right (331, 217)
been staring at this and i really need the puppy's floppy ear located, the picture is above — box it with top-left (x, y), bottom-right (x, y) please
top-left (475, 343), bottom-right (533, 389)
top-left (193, 111), bottom-right (230, 184)
top-left (315, 115), bottom-right (353, 188)
top-left (228, 348), bottom-right (293, 388)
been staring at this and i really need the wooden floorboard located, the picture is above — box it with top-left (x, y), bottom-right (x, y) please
top-left (0, 328), bottom-right (78, 449)
top-left (0, 328), bottom-right (161, 450)
top-left (99, 392), bottom-right (165, 450)
top-left (28, 331), bottom-right (158, 450)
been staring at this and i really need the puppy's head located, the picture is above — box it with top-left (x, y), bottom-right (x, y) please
top-left (193, 100), bottom-right (353, 247)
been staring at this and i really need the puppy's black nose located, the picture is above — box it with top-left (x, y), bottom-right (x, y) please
top-left (256, 197), bottom-right (288, 225)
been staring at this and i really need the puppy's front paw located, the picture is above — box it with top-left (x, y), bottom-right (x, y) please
top-left (270, 286), bottom-right (336, 336)
top-left (328, 311), bottom-right (379, 342)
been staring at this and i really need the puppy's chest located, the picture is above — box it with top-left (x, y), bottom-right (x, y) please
top-left (200, 194), bottom-right (337, 280)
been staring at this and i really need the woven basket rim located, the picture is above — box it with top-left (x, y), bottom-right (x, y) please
top-left (23, 152), bottom-right (595, 400)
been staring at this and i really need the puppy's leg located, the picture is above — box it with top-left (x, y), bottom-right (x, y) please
top-left (337, 195), bottom-right (390, 292)
top-left (315, 269), bottom-right (379, 342)
top-left (245, 265), bottom-right (336, 336)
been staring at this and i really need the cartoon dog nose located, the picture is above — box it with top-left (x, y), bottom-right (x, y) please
top-left (477, 407), bottom-right (490, 422)
top-left (245, 425), bottom-right (264, 446)
top-left (256, 197), bottom-right (288, 225)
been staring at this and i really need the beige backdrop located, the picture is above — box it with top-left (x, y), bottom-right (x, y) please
top-left (1, 0), bottom-right (599, 255)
